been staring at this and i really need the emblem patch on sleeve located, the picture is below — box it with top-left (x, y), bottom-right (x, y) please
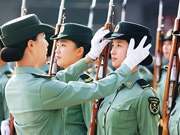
top-left (148, 97), bottom-right (159, 115)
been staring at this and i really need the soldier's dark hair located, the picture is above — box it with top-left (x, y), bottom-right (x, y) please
top-left (1, 35), bottom-right (37, 62)
top-left (73, 41), bottom-right (91, 58)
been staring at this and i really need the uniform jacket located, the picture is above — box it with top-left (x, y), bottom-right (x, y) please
top-left (5, 59), bottom-right (131, 135)
top-left (63, 72), bottom-right (92, 135)
top-left (97, 71), bottom-right (159, 135)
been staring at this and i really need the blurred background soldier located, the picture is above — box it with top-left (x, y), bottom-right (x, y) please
top-left (0, 27), bottom-right (12, 135)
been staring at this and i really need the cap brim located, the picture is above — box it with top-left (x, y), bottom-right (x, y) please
top-left (50, 33), bottom-right (68, 40)
top-left (104, 32), bottom-right (125, 40)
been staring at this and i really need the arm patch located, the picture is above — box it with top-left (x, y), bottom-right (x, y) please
top-left (148, 97), bottom-right (160, 115)
top-left (79, 74), bottom-right (93, 83)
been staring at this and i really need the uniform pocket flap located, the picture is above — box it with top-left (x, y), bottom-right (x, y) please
top-left (112, 104), bottom-right (131, 112)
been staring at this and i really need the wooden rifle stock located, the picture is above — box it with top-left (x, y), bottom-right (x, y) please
top-left (162, 1), bottom-right (180, 134)
top-left (89, 1), bottom-right (114, 135)
top-left (10, 115), bottom-right (14, 135)
top-left (48, 0), bottom-right (66, 76)
top-left (153, 0), bottom-right (163, 91)
top-left (10, 1), bottom-right (27, 134)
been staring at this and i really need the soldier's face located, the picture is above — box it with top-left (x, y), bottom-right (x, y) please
top-left (111, 39), bottom-right (128, 69)
top-left (55, 39), bottom-right (82, 69)
top-left (163, 40), bottom-right (172, 59)
top-left (30, 33), bottom-right (48, 65)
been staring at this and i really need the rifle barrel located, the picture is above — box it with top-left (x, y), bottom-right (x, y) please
top-left (88, 0), bottom-right (96, 28)
top-left (21, 0), bottom-right (27, 17)
top-left (121, 0), bottom-right (127, 22)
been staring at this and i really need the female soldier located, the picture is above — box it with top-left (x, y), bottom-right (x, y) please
top-left (157, 29), bottom-right (173, 117)
top-left (163, 31), bottom-right (180, 134)
top-left (51, 23), bottom-right (93, 135)
top-left (97, 21), bottom-right (159, 135)
top-left (0, 14), bottom-right (150, 135)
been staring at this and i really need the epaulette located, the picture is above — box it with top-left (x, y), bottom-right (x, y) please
top-left (139, 68), bottom-right (147, 74)
top-left (79, 74), bottom-right (93, 83)
top-left (4, 71), bottom-right (13, 78)
top-left (136, 79), bottom-right (151, 89)
top-left (31, 73), bottom-right (51, 79)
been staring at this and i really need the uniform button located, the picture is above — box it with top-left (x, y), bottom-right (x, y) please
top-left (109, 101), bottom-right (111, 104)
top-left (103, 112), bottom-right (105, 115)
top-left (176, 120), bottom-right (178, 123)
top-left (0, 72), bottom-right (1, 75)
top-left (117, 106), bottom-right (120, 110)
top-left (102, 126), bottom-right (104, 128)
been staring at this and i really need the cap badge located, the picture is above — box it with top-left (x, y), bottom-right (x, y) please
top-left (60, 26), bottom-right (65, 33)
top-left (166, 30), bottom-right (172, 37)
top-left (114, 25), bottom-right (119, 32)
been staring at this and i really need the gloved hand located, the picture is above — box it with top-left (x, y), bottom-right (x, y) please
top-left (122, 36), bottom-right (151, 70)
top-left (1, 120), bottom-right (10, 135)
top-left (87, 27), bottom-right (110, 60)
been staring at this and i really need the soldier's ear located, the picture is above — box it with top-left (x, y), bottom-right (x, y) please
top-left (27, 40), bottom-right (34, 51)
top-left (77, 46), bottom-right (84, 57)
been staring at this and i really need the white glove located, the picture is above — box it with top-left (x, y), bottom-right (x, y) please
top-left (87, 27), bottom-right (110, 60)
top-left (1, 120), bottom-right (10, 135)
top-left (122, 36), bottom-right (151, 70)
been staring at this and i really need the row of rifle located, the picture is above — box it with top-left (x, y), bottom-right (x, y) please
top-left (9, 0), bottom-right (180, 135)
top-left (153, 0), bottom-right (180, 135)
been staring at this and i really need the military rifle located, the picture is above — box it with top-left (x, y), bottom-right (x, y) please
top-left (89, 0), bottom-right (115, 135)
top-left (10, 1), bottom-right (27, 135)
top-left (21, 0), bottom-right (27, 17)
top-left (87, 0), bottom-right (96, 28)
top-left (153, 0), bottom-right (164, 91)
top-left (48, 0), bottom-right (66, 76)
top-left (121, 0), bottom-right (127, 22)
top-left (162, 1), bottom-right (180, 134)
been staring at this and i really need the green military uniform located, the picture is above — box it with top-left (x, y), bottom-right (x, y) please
top-left (138, 65), bottom-right (153, 86)
top-left (97, 71), bottom-right (159, 135)
top-left (168, 92), bottom-right (180, 135)
top-left (6, 59), bottom-right (132, 135)
top-left (0, 64), bottom-right (12, 127)
top-left (63, 72), bottom-right (92, 135)
top-left (88, 63), bottom-right (113, 80)
top-left (39, 63), bottom-right (49, 74)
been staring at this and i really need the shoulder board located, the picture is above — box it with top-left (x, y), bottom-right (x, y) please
top-left (79, 74), bottom-right (93, 83)
top-left (31, 73), bottom-right (51, 79)
top-left (136, 79), bottom-right (151, 89)
top-left (4, 71), bottom-right (13, 78)
top-left (139, 68), bottom-right (147, 74)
